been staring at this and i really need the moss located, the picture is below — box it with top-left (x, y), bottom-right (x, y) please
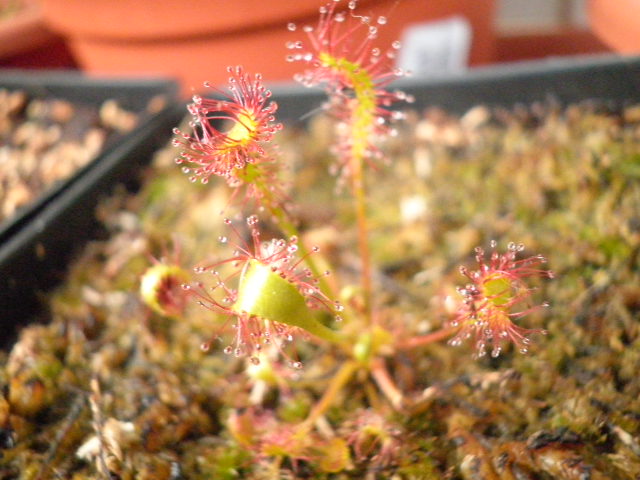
top-left (2, 98), bottom-right (640, 478)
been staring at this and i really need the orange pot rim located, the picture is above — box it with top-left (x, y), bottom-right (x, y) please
top-left (588, 0), bottom-right (640, 53)
top-left (41, 0), bottom-right (390, 41)
top-left (0, 0), bottom-right (55, 58)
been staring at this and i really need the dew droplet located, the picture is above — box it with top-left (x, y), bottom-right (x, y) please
top-left (377, 16), bottom-right (387, 25)
top-left (287, 22), bottom-right (297, 31)
top-left (223, 346), bottom-right (233, 355)
top-left (250, 356), bottom-right (260, 365)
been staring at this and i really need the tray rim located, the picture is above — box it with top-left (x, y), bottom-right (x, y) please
top-left (0, 71), bottom-right (179, 244)
top-left (0, 71), bottom-right (181, 328)
top-left (265, 54), bottom-right (640, 123)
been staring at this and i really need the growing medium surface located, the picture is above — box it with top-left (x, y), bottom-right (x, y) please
top-left (1, 100), bottom-right (640, 479)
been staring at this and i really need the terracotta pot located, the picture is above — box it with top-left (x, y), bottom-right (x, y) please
top-left (0, 0), bottom-right (52, 59)
top-left (588, 0), bottom-right (640, 53)
top-left (41, 0), bottom-right (496, 97)
top-left (0, 0), bottom-right (75, 68)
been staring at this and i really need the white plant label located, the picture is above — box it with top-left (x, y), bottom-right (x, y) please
top-left (397, 16), bottom-right (472, 76)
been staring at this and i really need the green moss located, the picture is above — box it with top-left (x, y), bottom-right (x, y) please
top-left (3, 96), bottom-right (640, 478)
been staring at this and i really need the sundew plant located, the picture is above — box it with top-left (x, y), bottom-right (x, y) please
top-left (160, 0), bottom-right (554, 473)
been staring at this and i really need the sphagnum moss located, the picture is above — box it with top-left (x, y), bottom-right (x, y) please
top-left (3, 100), bottom-right (639, 478)
top-left (0, 103), bottom-right (629, 477)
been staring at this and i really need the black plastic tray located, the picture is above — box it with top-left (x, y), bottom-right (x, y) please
top-left (0, 72), bottom-right (183, 332)
top-left (269, 54), bottom-right (640, 123)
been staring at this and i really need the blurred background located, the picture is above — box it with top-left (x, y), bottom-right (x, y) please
top-left (0, 0), bottom-right (636, 96)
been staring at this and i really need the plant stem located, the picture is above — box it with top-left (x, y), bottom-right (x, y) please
top-left (370, 357), bottom-right (404, 410)
top-left (351, 157), bottom-right (373, 324)
top-left (317, 54), bottom-right (378, 325)
top-left (297, 360), bottom-right (358, 437)
top-left (394, 327), bottom-right (457, 350)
